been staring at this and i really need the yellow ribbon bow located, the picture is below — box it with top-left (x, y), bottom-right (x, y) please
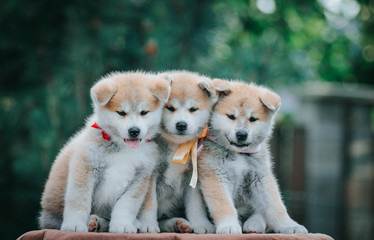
top-left (172, 126), bottom-right (208, 188)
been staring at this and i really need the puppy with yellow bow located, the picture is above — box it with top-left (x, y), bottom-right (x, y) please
top-left (137, 71), bottom-right (225, 234)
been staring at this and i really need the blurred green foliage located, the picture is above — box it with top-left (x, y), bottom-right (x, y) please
top-left (0, 0), bottom-right (373, 239)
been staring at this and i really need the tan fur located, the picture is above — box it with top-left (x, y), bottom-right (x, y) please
top-left (65, 154), bottom-right (92, 210)
top-left (103, 73), bottom-right (169, 112)
top-left (133, 176), bottom-right (151, 199)
top-left (199, 162), bottom-right (236, 223)
top-left (212, 78), bottom-right (231, 96)
top-left (141, 177), bottom-right (154, 211)
top-left (213, 80), bottom-right (278, 121)
top-left (91, 80), bottom-right (118, 106)
top-left (41, 147), bottom-right (72, 215)
top-left (164, 71), bottom-right (212, 111)
top-left (149, 78), bottom-right (171, 103)
top-left (260, 88), bottom-right (281, 111)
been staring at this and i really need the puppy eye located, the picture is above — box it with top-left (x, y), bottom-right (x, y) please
top-left (189, 107), bottom-right (198, 113)
top-left (249, 117), bottom-right (257, 122)
top-left (227, 114), bottom-right (236, 120)
top-left (166, 105), bottom-right (175, 112)
top-left (117, 111), bottom-right (127, 116)
top-left (140, 110), bottom-right (149, 116)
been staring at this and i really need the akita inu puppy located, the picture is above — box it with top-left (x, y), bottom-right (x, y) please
top-left (39, 72), bottom-right (170, 233)
top-left (196, 79), bottom-right (308, 234)
top-left (137, 71), bottom-right (220, 234)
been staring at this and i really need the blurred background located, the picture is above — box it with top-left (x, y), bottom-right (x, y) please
top-left (1, 0), bottom-right (373, 240)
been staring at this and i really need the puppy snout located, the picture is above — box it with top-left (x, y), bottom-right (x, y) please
top-left (128, 127), bottom-right (140, 138)
top-left (176, 121), bottom-right (188, 131)
top-left (236, 131), bottom-right (248, 142)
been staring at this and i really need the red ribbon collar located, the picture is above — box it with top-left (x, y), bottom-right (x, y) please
top-left (91, 122), bottom-right (153, 143)
top-left (91, 123), bottom-right (111, 141)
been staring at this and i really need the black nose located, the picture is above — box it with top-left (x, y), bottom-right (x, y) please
top-left (236, 131), bottom-right (248, 142)
top-left (176, 121), bottom-right (188, 131)
top-left (128, 127), bottom-right (140, 138)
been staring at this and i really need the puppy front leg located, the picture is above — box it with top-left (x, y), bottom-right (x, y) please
top-left (242, 213), bottom-right (266, 233)
top-left (185, 187), bottom-right (215, 234)
top-left (252, 172), bottom-right (307, 234)
top-left (199, 163), bottom-right (241, 234)
top-left (137, 174), bottom-right (160, 233)
top-left (109, 175), bottom-right (151, 234)
top-left (61, 155), bottom-right (95, 232)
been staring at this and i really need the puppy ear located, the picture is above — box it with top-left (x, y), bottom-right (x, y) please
top-left (90, 78), bottom-right (118, 107)
top-left (149, 75), bottom-right (172, 103)
top-left (198, 77), bottom-right (217, 100)
top-left (259, 88), bottom-right (281, 111)
top-left (213, 78), bottom-right (231, 97)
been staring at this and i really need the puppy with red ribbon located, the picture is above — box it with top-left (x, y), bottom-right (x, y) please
top-left (39, 71), bottom-right (171, 233)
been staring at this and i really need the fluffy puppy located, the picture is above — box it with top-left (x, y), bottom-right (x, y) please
top-left (196, 79), bottom-right (308, 234)
top-left (39, 72), bottom-right (170, 233)
top-left (137, 71), bottom-right (218, 234)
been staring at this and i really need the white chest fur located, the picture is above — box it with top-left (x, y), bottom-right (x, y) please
top-left (226, 154), bottom-right (250, 193)
top-left (92, 143), bottom-right (157, 212)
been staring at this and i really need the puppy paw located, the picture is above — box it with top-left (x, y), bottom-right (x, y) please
top-left (243, 214), bottom-right (266, 234)
top-left (138, 223), bottom-right (160, 233)
top-left (174, 219), bottom-right (192, 233)
top-left (272, 220), bottom-right (308, 234)
top-left (216, 220), bottom-right (242, 234)
top-left (61, 222), bottom-right (88, 232)
top-left (109, 222), bottom-right (137, 234)
top-left (193, 223), bottom-right (215, 234)
top-left (88, 216), bottom-right (100, 232)
top-left (87, 214), bottom-right (109, 232)
top-left (192, 220), bottom-right (215, 234)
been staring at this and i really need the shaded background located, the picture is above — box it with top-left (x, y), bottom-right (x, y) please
top-left (1, 0), bottom-right (373, 240)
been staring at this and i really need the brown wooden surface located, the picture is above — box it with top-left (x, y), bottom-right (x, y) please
top-left (17, 229), bottom-right (334, 240)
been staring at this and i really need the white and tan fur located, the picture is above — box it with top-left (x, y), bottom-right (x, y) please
top-left (39, 71), bottom-right (170, 233)
top-left (137, 71), bottom-right (219, 234)
top-left (195, 79), bottom-right (308, 234)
